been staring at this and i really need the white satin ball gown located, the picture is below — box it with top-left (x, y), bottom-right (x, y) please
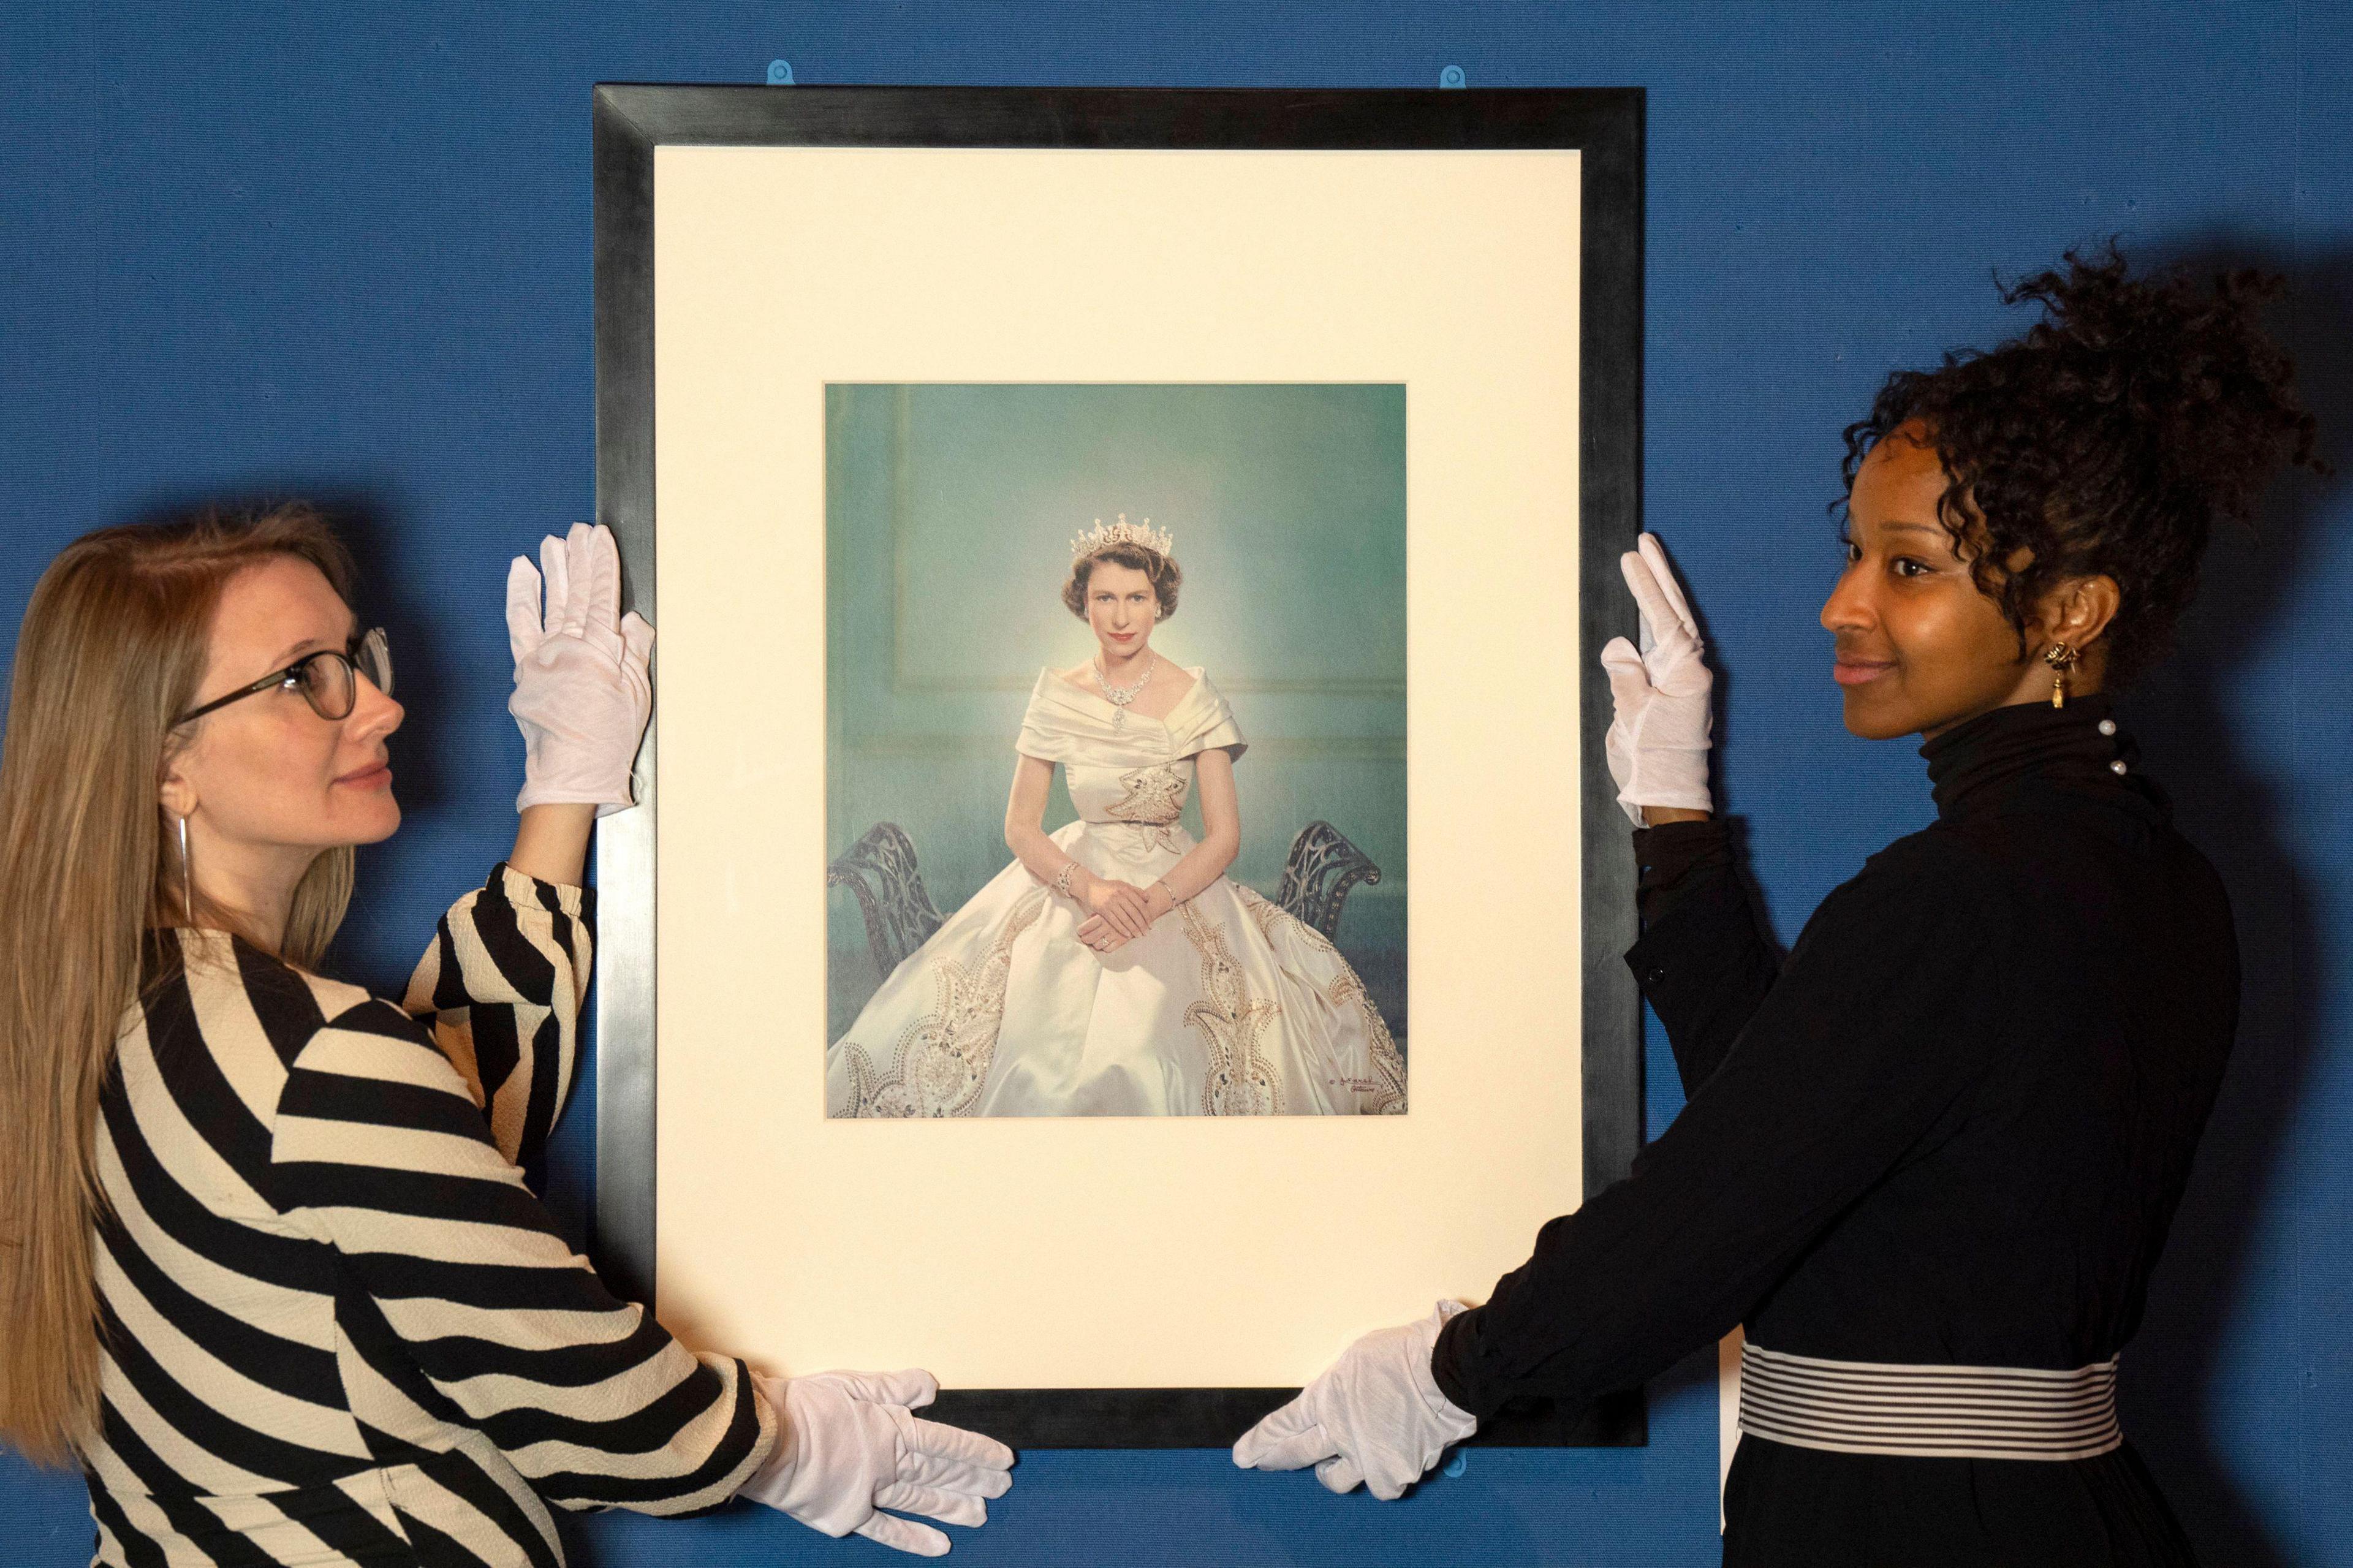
top-left (825, 665), bottom-right (1406, 1116)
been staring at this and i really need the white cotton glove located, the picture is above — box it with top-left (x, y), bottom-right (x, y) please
top-left (1598, 531), bottom-right (1713, 828)
top-left (740, 1369), bottom-right (1015, 1557)
top-left (1230, 1301), bottom-right (1477, 1501)
top-left (506, 522), bottom-right (656, 816)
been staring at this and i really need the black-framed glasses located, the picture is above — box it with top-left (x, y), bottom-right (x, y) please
top-left (173, 627), bottom-right (393, 727)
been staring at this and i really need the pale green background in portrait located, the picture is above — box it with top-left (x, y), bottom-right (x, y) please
top-left (824, 382), bottom-right (1407, 1040)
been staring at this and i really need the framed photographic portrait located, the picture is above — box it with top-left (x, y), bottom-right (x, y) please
top-left (821, 380), bottom-right (1411, 1121)
top-left (591, 85), bottom-right (1645, 1447)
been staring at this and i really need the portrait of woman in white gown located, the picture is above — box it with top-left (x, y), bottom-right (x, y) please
top-left (825, 517), bottom-right (1407, 1117)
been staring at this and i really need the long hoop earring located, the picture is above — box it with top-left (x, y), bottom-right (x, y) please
top-left (2042, 642), bottom-right (2079, 709)
top-left (176, 814), bottom-right (194, 926)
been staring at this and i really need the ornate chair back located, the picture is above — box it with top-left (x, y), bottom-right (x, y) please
top-left (1275, 819), bottom-right (1381, 939)
top-left (827, 822), bottom-right (947, 979)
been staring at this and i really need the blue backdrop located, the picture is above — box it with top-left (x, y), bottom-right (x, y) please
top-left (4, 4), bottom-right (2347, 1564)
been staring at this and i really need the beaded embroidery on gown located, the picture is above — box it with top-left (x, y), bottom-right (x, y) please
top-left (825, 666), bottom-right (1406, 1116)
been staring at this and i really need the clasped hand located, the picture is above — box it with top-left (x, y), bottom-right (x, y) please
top-left (1073, 876), bottom-right (1167, 953)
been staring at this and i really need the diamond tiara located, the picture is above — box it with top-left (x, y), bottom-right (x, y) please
top-left (1069, 513), bottom-right (1175, 561)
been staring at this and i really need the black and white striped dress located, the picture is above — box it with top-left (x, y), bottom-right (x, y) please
top-left (85, 867), bottom-right (774, 1567)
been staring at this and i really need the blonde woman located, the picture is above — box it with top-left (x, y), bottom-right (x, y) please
top-left (0, 509), bottom-right (1010, 1565)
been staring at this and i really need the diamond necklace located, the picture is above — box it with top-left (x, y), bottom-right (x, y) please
top-left (1094, 653), bottom-right (1156, 730)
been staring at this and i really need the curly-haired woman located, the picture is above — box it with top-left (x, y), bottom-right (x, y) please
top-left (1236, 248), bottom-right (2323, 1565)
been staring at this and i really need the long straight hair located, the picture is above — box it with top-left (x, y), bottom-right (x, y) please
top-left (0, 504), bottom-right (358, 1464)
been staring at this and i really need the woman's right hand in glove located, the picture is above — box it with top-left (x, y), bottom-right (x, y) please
top-left (739, 1369), bottom-right (1014, 1556)
top-left (506, 523), bottom-right (655, 816)
top-left (1598, 532), bottom-right (1715, 827)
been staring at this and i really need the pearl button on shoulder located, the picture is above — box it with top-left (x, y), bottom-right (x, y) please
top-left (2110, 759), bottom-right (2128, 775)
top-left (2098, 719), bottom-right (2116, 735)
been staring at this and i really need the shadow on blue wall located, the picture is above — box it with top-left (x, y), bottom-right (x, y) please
top-left (2114, 237), bottom-right (2349, 1568)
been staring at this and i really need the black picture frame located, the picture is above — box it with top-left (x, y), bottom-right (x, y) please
top-left (589, 83), bottom-right (1646, 1449)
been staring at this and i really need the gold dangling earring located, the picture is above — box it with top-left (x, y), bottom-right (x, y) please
top-left (2042, 642), bottom-right (2078, 709)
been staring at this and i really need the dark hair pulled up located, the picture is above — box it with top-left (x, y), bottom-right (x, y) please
top-left (1843, 243), bottom-right (2325, 686)
top-left (1062, 542), bottom-right (1181, 622)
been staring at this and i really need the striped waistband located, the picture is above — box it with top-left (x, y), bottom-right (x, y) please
top-left (1738, 1341), bottom-right (2123, 1461)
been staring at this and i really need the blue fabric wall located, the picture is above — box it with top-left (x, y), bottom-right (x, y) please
top-left (4, 4), bottom-right (2346, 1563)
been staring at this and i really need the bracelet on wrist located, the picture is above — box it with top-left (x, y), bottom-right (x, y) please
top-left (1053, 861), bottom-right (1078, 898)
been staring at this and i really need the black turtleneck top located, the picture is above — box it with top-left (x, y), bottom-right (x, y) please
top-left (1430, 695), bottom-right (2237, 1566)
